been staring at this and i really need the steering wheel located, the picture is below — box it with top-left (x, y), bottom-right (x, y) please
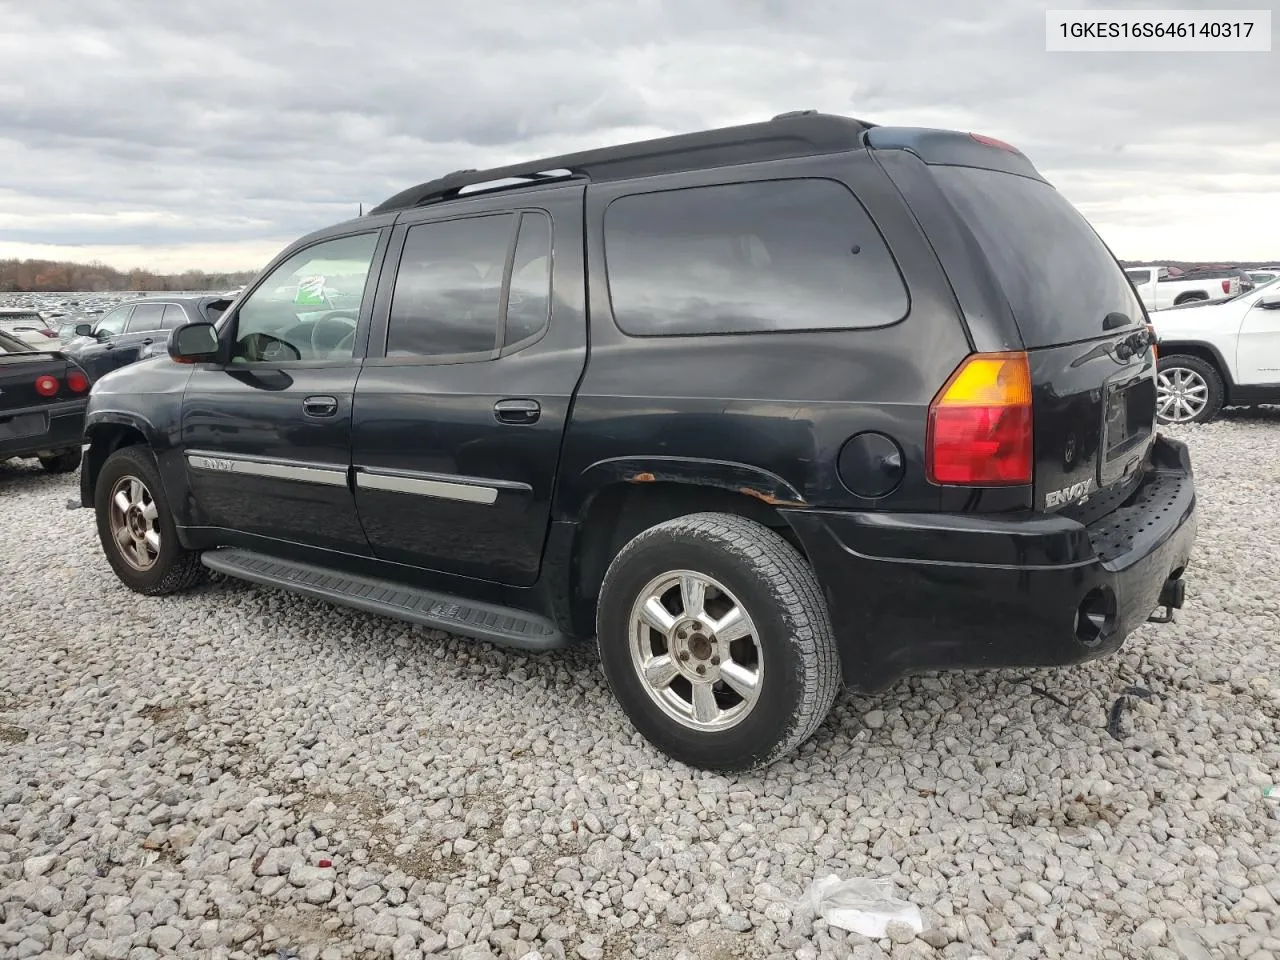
top-left (236, 332), bottom-right (302, 364)
top-left (310, 310), bottom-right (358, 357)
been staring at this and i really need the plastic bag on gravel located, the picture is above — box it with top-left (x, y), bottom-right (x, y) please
top-left (797, 874), bottom-right (924, 938)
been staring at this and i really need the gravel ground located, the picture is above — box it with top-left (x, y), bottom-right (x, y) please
top-left (2, 414), bottom-right (1279, 960)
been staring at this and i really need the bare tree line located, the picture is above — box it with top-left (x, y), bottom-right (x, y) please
top-left (0, 258), bottom-right (257, 293)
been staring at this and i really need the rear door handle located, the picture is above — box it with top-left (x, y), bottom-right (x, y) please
top-left (303, 395), bottom-right (339, 418)
top-left (494, 398), bottom-right (541, 424)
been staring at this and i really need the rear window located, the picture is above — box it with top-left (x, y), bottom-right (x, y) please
top-left (604, 179), bottom-right (907, 336)
top-left (932, 166), bottom-right (1144, 347)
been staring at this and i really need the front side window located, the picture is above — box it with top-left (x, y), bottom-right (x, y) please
top-left (232, 232), bottom-right (380, 362)
top-left (126, 303), bottom-right (166, 332)
top-left (386, 214), bottom-right (514, 359)
top-left (604, 179), bottom-right (908, 336)
top-left (1126, 270), bottom-right (1151, 284)
top-left (95, 305), bottom-right (134, 337)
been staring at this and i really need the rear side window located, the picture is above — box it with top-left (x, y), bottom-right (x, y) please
top-left (604, 179), bottom-right (907, 336)
top-left (162, 304), bottom-right (188, 328)
top-left (932, 166), bottom-right (1144, 347)
top-left (503, 212), bottom-right (552, 348)
top-left (126, 303), bottom-right (166, 332)
top-left (387, 214), bottom-right (514, 358)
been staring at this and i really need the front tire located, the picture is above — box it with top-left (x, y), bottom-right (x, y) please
top-left (596, 512), bottom-right (840, 771)
top-left (1156, 354), bottom-right (1224, 424)
top-left (94, 446), bottom-right (207, 595)
top-left (39, 448), bottom-right (82, 474)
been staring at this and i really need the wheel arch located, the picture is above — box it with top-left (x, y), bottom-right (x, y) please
top-left (565, 458), bottom-right (813, 630)
top-left (1157, 340), bottom-right (1235, 401)
top-left (80, 412), bottom-right (161, 508)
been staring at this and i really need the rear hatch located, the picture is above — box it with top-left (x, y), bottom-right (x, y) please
top-left (928, 163), bottom-right (1156, 513)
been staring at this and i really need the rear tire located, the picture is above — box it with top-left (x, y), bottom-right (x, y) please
top-left (1156, 354), bottom-right (1224, 424)
top-left (596, 512), bottom-right (840, 771)
top-left (39, 448), bottom-right (82, 474)
top-left (94, 446), bottom-right (207, 595)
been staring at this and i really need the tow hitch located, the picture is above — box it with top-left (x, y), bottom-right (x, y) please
top-left (1147, 576), bottom-right (1186, 624)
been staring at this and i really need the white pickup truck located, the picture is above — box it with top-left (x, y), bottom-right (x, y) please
top-left (1125, 265), bottom-right (1241, 312)
top-left (1150, 278), bottom-right (1280, 422)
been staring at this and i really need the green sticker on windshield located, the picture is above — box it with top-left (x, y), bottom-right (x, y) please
top-left (294, 275), bottom-right (328, 306)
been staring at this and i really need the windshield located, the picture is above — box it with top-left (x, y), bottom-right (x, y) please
top-left (932, 165), bottom-right (1145, 348)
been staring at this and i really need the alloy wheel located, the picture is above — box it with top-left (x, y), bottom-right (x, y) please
top-left (628, 570), bottom-right (764, 732)
top-left (108, 476), bottom-right (161, 571)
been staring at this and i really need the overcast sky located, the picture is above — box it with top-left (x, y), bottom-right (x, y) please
top-left (1, 0), bottom-right (1276, 272)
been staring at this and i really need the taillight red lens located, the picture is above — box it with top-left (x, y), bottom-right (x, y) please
top-left (926, 352), bottom-right (1033, 486)
top-left (969, 132), bottom-right (1022, 153)
top-left (1222, 279), bottom-right (1230, 294)
top-left (34, 374), bottom-right (59, 397)
top-left (40, 329), bottom-right (58, 338)
top-left (66, 370), bottom-right (90, 393)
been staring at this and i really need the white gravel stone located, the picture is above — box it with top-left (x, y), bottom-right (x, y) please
top-left (2, 417), bottom-right (1279, 960)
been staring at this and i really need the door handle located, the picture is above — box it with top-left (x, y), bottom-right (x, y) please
top-left (494, 398), bottom-right (541, 424)
top-left (303, 395), bottom-right (339, 418)
top-left (142, 338), bottom-right (154, 345)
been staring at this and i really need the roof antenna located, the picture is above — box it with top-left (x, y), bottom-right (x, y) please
top-left (358, 202), bottom-right (364, 217)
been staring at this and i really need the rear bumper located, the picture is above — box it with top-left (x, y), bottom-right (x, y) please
top-left (783, 434), bottom-right (1197, 691)
top-left (0, 399), bottom-right (86, 460)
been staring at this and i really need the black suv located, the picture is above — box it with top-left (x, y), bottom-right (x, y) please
top-left (79, 112), bottom-right (1197, 771)
top-left (66, 295), bottom-right (233, 380)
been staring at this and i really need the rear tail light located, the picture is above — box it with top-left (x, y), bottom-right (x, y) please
top-left (1147, 323), bottom-right (1158, 360)
top-left (40, 329), bottom-right (58, 339)
top-left (1222, 280), bottom-right (1231, 294)
top-left (66, 369), bottom-right (90, 393)
top-left (927, 351), bottom-right (1033, 486)
top-left (34, 374), bottom-right (59, 397)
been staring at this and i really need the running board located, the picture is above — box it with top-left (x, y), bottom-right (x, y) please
top-left (200, 548), bottom-right (567, 651)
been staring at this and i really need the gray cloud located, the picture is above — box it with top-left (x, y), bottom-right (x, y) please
top-left (0, 0), bottom-right (1276, 267)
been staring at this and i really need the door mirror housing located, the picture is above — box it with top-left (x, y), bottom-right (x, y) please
top-left (168, 322), bottom-right (222, 364)
top-left (73, 322), bottom-right (94, 338)
top-left (1257, 293), bottom-right (1280, 311)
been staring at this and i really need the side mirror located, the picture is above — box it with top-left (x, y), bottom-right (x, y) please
top-left (168, 322), bottom-right (222, 364)
top-left (1258, 294), bottom-right (1280, 311)
top-left (73, 323), bottom-right (94, 338)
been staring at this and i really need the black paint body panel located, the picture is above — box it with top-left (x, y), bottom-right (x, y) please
top-left (76, 122), bottom-right (1198, 692)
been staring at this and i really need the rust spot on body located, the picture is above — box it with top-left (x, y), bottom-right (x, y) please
top-left (738, 486), bottom-right (806, 507)
top-left (631, 472), bottom-right (656, 483)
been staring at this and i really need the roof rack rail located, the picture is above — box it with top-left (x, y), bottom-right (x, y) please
top-left (369, 111), bottom-right (875, 215)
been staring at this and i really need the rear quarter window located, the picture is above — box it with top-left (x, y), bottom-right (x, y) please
top-left (603, 178), bottom-right (908, 336)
